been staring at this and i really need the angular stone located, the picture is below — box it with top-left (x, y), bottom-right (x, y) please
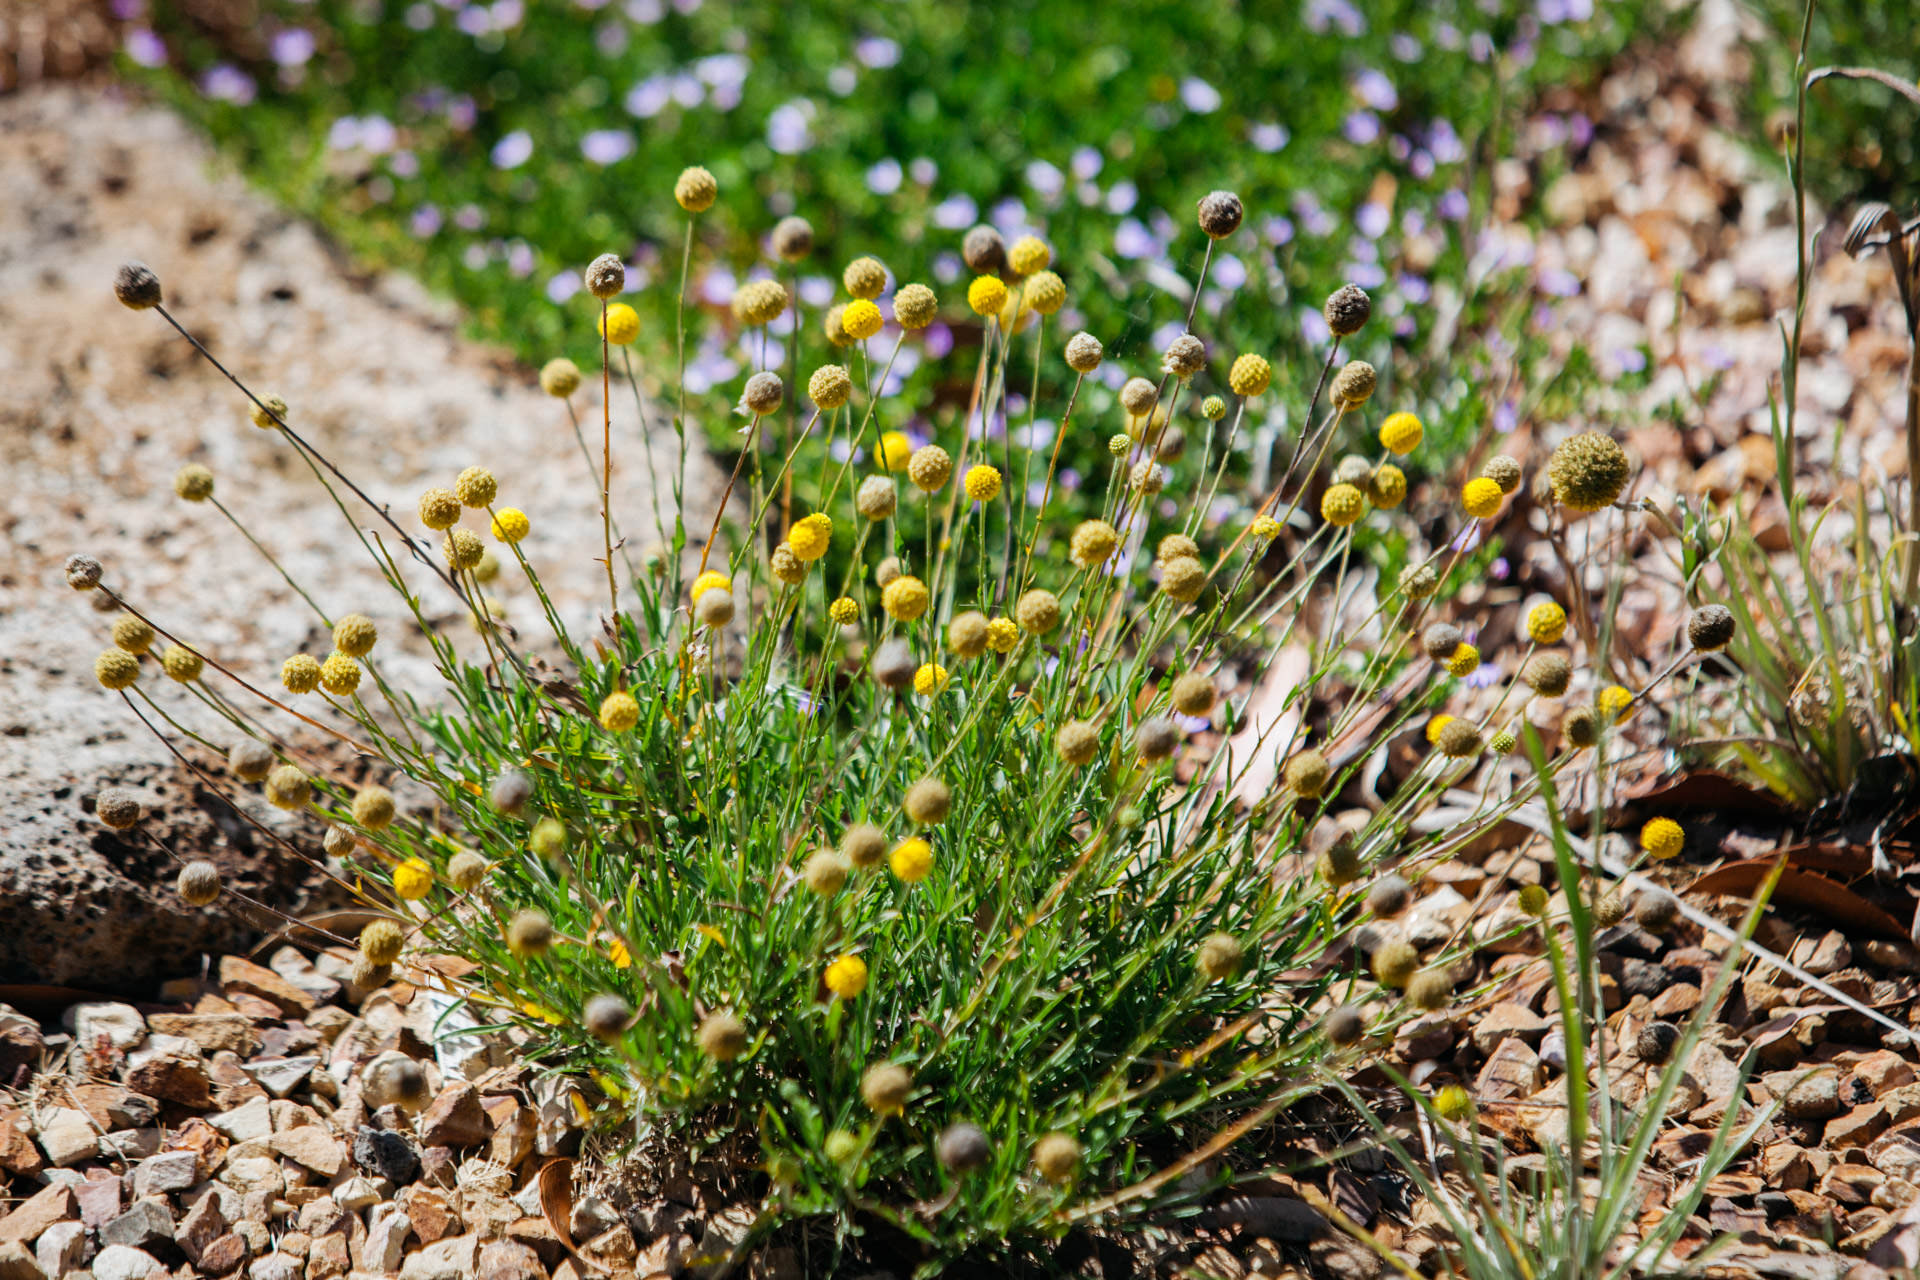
top-left (267, 1128), bottom-right (343, 1179)
top-left (0, 1108), bottom-right (43, 1180)
top-left (330, 1179), bottom-right (383, 1213)
top-left (32, 1223), bottom-right (85, 1280)
top-left (144, 1015), bottom-right (258, 1058)
top-left (1829, 1103), bottom-right (1889, 1150)
top-left (244, 1253), bottom-right (299, 1280)
top-left (208, 1098), bottom-right (272, 1145)
top-left (353, 1209), bottom-right (410, 1274)
top-left (220, 1157), bottom-right (281, 1197)
top-left (401, 1234), bottom-right (479, 1280)
top-left (131, 1151), bottom-right (199, 1200)
top-left (351, 1128), bottom-right (419, 1186)
top-left (397, 1189), bottom-right (457, 1246)
top-left (477, 1240), bottom-right (543, 1280)
top-left (175, 1193), bottom-right (225, 1268)
top-left (576, 1227), bottom-right (635, 1274)
top-left (0, 1240), bottom-right (42, 1280)
top-left (1469, 1001), bottom-right (1549, 1055)
top-left (1856, 1050), bottom-right (1917, 1096)
top-left (483, 1103), bottom-right (534, 1171)
top-left (88, 1247), bottom-right (157, 1280)
top-left (125, 1055), bottom-right (211, 1110)
top-left (217, 958), bottom-right (314, 1018)
top-left (198, 1234), bottom-right (248, 1276)
top-left (73, 1179), bottom-right (121, 1231)
top-left (95, 1130), bottom-right (159, 1162)
top-left (1476, 1037), bottom-right (1542, 1102)
top-left (61, 1005), bottom-right (146, 1056)
top-left (1772, 1070), bottom-right (1842, 1120)
top-left (306, 1233), bottom-right (348, 1280)
top-left (242, 1059), bottom-right (316, 1101)
top-left (36, 1116), bottom-right (98, 1170)
top-left (0, 1185), bottom-right (76, 1247)
top-left (417, 1085), bottom-right (489, 1151)
top-left (98, 1201), bottom-right (171, 1252)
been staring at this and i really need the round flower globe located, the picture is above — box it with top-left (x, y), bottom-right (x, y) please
top-left (1378, 412), bottom-right (1423, 456)
top-left (1321, 484), bottom-right (1367, 528)
top-left (1070, 519), bottom-right (1119, 569)
top-left (1461, 477), bottom-right (1504, 519)
top-left (598, 303), bottom-right (640, 345)
top-left (539, 358), bottom-right (581, 398)
top-left (1228, 354), bottom-right (1271, 397)
top-left (789, 513), bottom-right (832, 561)
top-left (842, 300), bottom-right (883, 340)
top-left (878, 431), bottom-right (912, 472)
top-left (1547, 431), bottom-right (1632, 512)
top-left (1526, 601), bottom-right (1568, 645)
top-left (1640, 817), bottom-right (1684, 860)
top-left (962, 465), bottom-right (1001, 503)
top-left (809, 364), bottom-right (852, 410)
top-left (890, 837), bottom-right (934, 883)
top-left (967, 276), bottom-right (1008, 317)
top-left (824, 954), bottom-right (868, 999)
top-left (599, 691), bottom-right (640, 732)
top-left (881, 575), bottom-right (930, 622)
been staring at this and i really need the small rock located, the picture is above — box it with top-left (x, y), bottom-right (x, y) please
top-left (243, 1058), bottom-right (317, 1100)
top-left (1469, 1002), bottom-right (1549, 1055)
top-left (0, 1108), bottom-right (44, 1180)
top-left (199, 1233), bottom-right (249, 1275)
top-left (1776, 1070), bottom-right (1842, 1120)
top-left (484, 1104), bottom-right (535, 1170)
top-left (1617, 958), bottom-right (1668, 1002)
top-left (176, 1193), bottom-right (226, 1267)
top-left (398, 1188), bottom-right (458, 1245)
top-left (331, 1178), bottom-right (384, 1212)
top-left (98, 1201), bottom-right (171, 1252)
top-left (576, 1227), bottom-right (636, 1274)
top-left (418, 1085), bottom-right (491, 1150)
top-left (1476, 1038), bottom-right (1542, 1101)
top-left (1828, 1103), bottom-right (1889, 1150)
top-left (73, 1177), bottom-right (121, 1231)
top-left (1790, 930), bottom-right (1851, 977)
top-left (476, 1240), bottom-right (543, 1280)
top-left (0, 1241), bottom-right (42, 1280)
top-left (1758, 1143), bottom-right (1814, 1191)
top-left (131, 1151), bottom-right (199, 1199)
top-left (0, 1185), bottom-right (76, 1247)
top-left (352, 1127), bottom-right (420, 1186)
top-left (217, 957), bottom-right (315, 1017)
top-left (1648, 984), bottom-right (1702, 1019)
top-left (125, 1055), bottom-right (211, 1110)
top-left (354, 1208), bottom-right (410, 1274)
top-left (95, 1130), bottom-right (159, 1162)
top-left (35, 1115), bottom-right (99, 1170)
top-left (221, 1157), bottom-right (282, 1197)
top-left (245, 1253), bottom-right (299, 1280)
top-left (89, 1246), bottom-right (157, 1280)
top-left (61, 1005), bottom-right (146, 1056)
top-left (401, 1234), bottom-right (479, 1280)
top-left (267, 948), bottom-right (342, 1005)
top-left (144, 1015), bottom-right (258, 1057)
top-left (305, 1234), bottom-right (348, 1280)
top-left (33, 1223), bottom-right (86, 1279)
top-left (268, 1127), bottom-right (343, 1178)
top-left (1855, 1051), bottom-right (1917, 1096)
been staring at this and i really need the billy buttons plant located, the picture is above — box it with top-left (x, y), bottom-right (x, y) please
top-left (78, 168), bottom-right (1722, 1269)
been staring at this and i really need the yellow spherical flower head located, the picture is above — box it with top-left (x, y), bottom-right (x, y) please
top-left (112, 615), bottom-right (155, 655)
top-left (691, 570), bottom-right (731, 604)
top-left (1070, 519), bottom-right (1119, 570)
top-left (1445, 643), bottom-right (1481, 678)
top-left (393, 858), bottom-right (435, 901)
top-left (732, 279), bottom-right (789, 327)
top-left (1015, 588), bottom-right (1061, 635)
top-left (890, 837), bottom-right (934, 883)
top-left (320, 652), bottom-right (361, 696)
top-left (1367, 463), bottom-right (1408, 509)
top-left (1425, 713), bottom-right (1455, 744)
top-left (913, 663), bottom-right (949, 697)
top-left (843, 299), bottom-right (883, 340)
top-left (1228, 353), bottom-right (1272, 397)
top-left (824, 954), bottom-right (868, 1000)
top-left (963, 464), bottom-right (1002, 503)
top-left (418, 487), bottom-right (462, 531)
top-left (967, 275), bottom-right (1009, 317)
top-left (444, 528), bottom-right (485, 571)
top-left (829, 596), bottom-right (860, 626)
top-left (1022, 270), bottom-right (1066, 316)
top-left (1433, 1085), bottom-right (1475, 1124)
top-left (539, 357), bottom-right (582, 398)
top-left (333, 613), bottom-right (378, 659)
top-left (174, 464), bottom-right (214, 502)
top-left (490, 508), bottom-right (531, 543)
top-left (1007, 235), bottom-right (1050, 275)
top-left (1548, 431), bottom-right (1632, 512)
top-left (892, 282), bottom-right (938, 329)
top-left (95, 648), bottom-right (140, 690)
top-left (878, 430), bottom-right (913, 471)
top-left (281, 653), bottom-right (322, 695)
top-left (264, 764), bottom-right (311, 810)
top-left (985, 618), bottom-right (1019, 653)
top-left (843, 256), bottom-right (888, 300)
top-left (907, 445), bottom-right (953, 493)
top-left (1597, 685), bottom-right (1634, 723)
top-left (160, 644), bottom-right (203, 684)
top-left (789, 512), bottom-right (833, 561)
top-left (1379, 412), bottom-right (1423, 456)
top-left (808, 364), bottom-right (853, 411)
top-left (1640, 817), bottom-right (1684, 861)
top-left (1461, 476), bottom-right (1505, 520)
top-left (1526, 601), bottom-right (1568, 645)
top-left (882, 575), bottom-right (930, 622)
top-left (600, 690), bottom-right (640, 732)
top-left (454, 466), bottom-right (497, 508)
top-left (1249, 515), bottom-right (1282, 543)
top-left (674, 165), bottom-right (718, 211)
top-left (1320, 483), bottom-right (1366, 528)
top-left (248, 394), bottom-right (288, 430)
top-left (598, 303), bottom-right (641, 345)
top-left (1160, 556), bottom-right (1206, 604)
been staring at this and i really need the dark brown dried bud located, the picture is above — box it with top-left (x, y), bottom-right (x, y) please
top-left (1636, 1020), bottom-right (1680, 1065)
top-left (1365, 874), bottom-right (1411, 919)
top-left (937, 1122), bottom-right (992, 1173)
top-left (114, 262), bottom-right (163, 310)
top-left (962, 225), bottom-right (1007, 275)
top-left (1196, 190), bottom-right (1244, 239)
top-left (1421, 623), bottom-right (1464, 661)
top-left (1324, 1005), bottom-right (1365, 1047)
top-left (1323, 283), bottom-right (1372, 337)
top-left (1687, 605), bottom-right (1736, 653)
